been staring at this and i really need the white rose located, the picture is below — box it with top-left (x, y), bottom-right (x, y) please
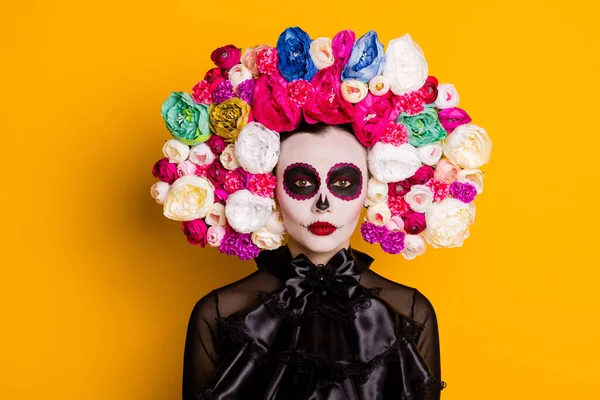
top-left (266, 210), bottom-right (286, 235)
top-left (225, 189), bottom-right (275, 233)
top-left (204, 203), bottom-right (226, 226)
top-left (150, 181), bottom-right (170, 204)
top-left (402, 234), bottom-right (427, 260)
top-left (163, 175), bottom-right (215, 221)
top-left (309, 37), bottom-right (335, 70)
top-left (228, 64), bottom-right (253, 89)
top-left (177, 160), bottom-right (197, 177)
top-left (365, 177), bottom-right (389, 206)
top-left (340, 79), bottom-right (369, 103)
top-left (368, 75), bottom-right (390, 96)
top-left (252, 227), bottom-right (285, 250)
top-left (404, 184), bottom-right (434, 213)
top-left (442, 123), bottom-right (492, 169)
top-left (381, 34), bottom-right (428, 95)
top-left (423, 198), bottom-right (476, 248)
top-left (219, 144), bottom-right (240, 170)
top-left (162, 139), bottom-right (190, 163)
top-left (434, 83), bottom-right (459, 109)
top-left (189, 143), bottom-right (215, 166)
top-left (366, 202), bottom-right (392, 226)
top-left (234, 122), bottom-right (280, 174)
top-left (457, 168), bottom-right (485, 194)
top-left (417, 142), bottom-right (443, 166)
top-left (368, 142), bottom-right (422, 183)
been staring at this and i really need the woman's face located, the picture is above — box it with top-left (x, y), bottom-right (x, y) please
top-left (275, 126), bottom-right (368, 254)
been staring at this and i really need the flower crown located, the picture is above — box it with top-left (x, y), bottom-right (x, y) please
top-left (150, 27), bottom-right (492, 261)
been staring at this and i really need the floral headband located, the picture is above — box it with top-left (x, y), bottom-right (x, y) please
top-left (150, 27), bottom-right (492, 261)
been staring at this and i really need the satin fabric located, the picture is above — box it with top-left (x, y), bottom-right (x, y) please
top-left (196, 246), bottom-right (442, 399)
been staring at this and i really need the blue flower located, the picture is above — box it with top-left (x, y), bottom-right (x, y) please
top-left (342, 30), bottom-right (384, 83)
top-left (276, 27), bottom-right (317, 82)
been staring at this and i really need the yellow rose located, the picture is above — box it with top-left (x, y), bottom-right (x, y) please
top-left (163, 175), bottom-right (215, 221)
top-left (209, 98), bottom-right (251, 142)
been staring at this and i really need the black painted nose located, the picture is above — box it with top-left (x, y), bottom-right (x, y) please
top-left (316, 194), bottom-right (330, 211)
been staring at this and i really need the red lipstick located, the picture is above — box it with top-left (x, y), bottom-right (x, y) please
top-left (307, 221), bottom-right (337, 236)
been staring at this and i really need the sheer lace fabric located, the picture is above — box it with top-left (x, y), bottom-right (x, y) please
top-left (183, 246), bottom-right (445, 399)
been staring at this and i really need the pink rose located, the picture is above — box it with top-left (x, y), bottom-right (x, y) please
top-left (177, 160), bottom-right (197, 177)
top-left (152, 158), bottom-right (179, 184)
top-left (402, 212), bottom-right (426, 235)
top-left (385, 215), bottom-right (405, 232)
top-left (241, 44), bottom-right (269, 76)
top-left (387, 195), bottom-right (411, 216)
top-left (438, 107), bottom-right (472, 133)
top-left (182, 219), bottom-right (208, 247)
top-left (419, 76), bottom-right (439, 104)
top-left (207, 135), bottom-right (226, 155)
top-left (352, 93), bottom-right (397, 147)
top-left (380, 121), bottom-right (409, 146)
top-left (256, 47), bottom-right (279, 75)
top-left (395, 91), bottom-right (425, 115)
top-left (194, 164), bottom-right (210, 178)
top-left (224, 168), bottom-right (249, 194)
top-left (206, 225), bottom-right (226, 247)
top-left (252, 74), bottom-right (302, 132)
top-left (331, 30), bottom-right (356, 67)
top-left (434, 159), bottom-right (460, 184)
top-left (211, 45), bottom-right (241, 70)
top-left (302, 66), bottom-right (354, 125)
top-left (409, 165), bottom-right (435, 185)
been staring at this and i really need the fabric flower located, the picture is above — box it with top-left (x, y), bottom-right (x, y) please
top-left (266, 210), bottom-right (286, 235)
top-left (228, 64), bottom-right (253, 89)
top-left (382, 34), bottom-right (429, 95)
top-left (402, 211), bottom-right (427, 235)
top-left (225, 189), bottom-right (275, 233)
top-left (234, 122), bottom-right (280, 174)
top-left (397, 106), bottom-right (447, 148)
top-left (385, 215), bottom-right (405, 232)
top-left (423, 198), bottom-right (475, 248)
top-left (206, 135), bottom-right (226, 156)
top-left (402, 234), bottom-right (427, 260)
top-left (331, 29), bottom-right (356, 68)
top-left (380, 121), bottom-right (409, 146)
top-left (223, 168), bottom-right (248, 194)
top-left (367, 202), bottom-right (392, 226)
top-left (150, 181), bottom-right (170, 204)
top-left (287, 80), bottom-right (315, 106)
top-left (236, 79), bottom-right (255, 104)
top-left (204, 68), bottom-right (228, 91)
top-left (368, 75), bottom-right (390, 96)
top-left (256, 47), bottom-right (279, 75)
top-left (387, 195), bottom-right (411, 216)
top-left (387, 179), bottom-right (412, 198)
top-left (404, 184), bottom-right (434, 213)
top-left (380, 230), bottom-right (406, 254)
top-left (434, 83), bottom-right (460, 109)
top-left (206, 225), bottom-right (226, 247)
top-left (303, 66), bottom-right (354, 125)
top-left (182, 219), bottom-right (208, 247)
top-left (161, 92), bottom-right (211, 146)
top-left (241, 44), bottom-right (269, 76)
top-left (194, 164), bottom-right (210, 178)
top-left (204, 203), bottom-right (227, 226)
top-left (177, 160), bottom-right (197, 177)
top-left (342, 30), bottom-right (384, 83)
top-left (209, 98), bottom-right (251, 142)
top-left (309, 37), bottom-right (335, 70)
top-left (449, 181), bottom-right (477, 203)
top-left (220, 144), bottom-right (241, 170)
top-left (368, 142), bottom-right (422, 183)
top-left (365, 177), bottom-right (389, 207)
top-left (276, 27), bottom-right (317, 82)
top-left (189, 143), bottom-right (215, 166)
top-left (162, 139), bottom-right (190, 164)
top-left (341, 79), bottom-right (369, 104)
top-left (442, 123), bottom-right (492, 168)
top-left (211, 45), bottom-right (241, 70)
top-left (152, 157), bottom-right (179, 184)
top-left (409, 165), bottom-right (435, 185)
top-left (457, 168), bottom-right (485, 194)
top-left (252, 74), bottom-right (302, 132)
top-left (219, 231), bottom-right (261, 260)
top-left (360, 221), bottom-right (388, 244)
top-left (419, 76), bottom-right (438, 104)
top-left (251, 227), bottom-right (284, 250)
top-left (163, 175), bottom-right (215, 221)
top-left (352, 93), bottom-right (397, 147)
top-left (438, 107), bottom-right (472, 133)
top-left (247, 173), bottom-right (277, 198)
top-left (191, 80), bottom-right (212, 104)
top-left (207, 159), bottom-right (227, 186)
top-left (434, 159), bottom-right (460, 184)
top-left (425, 178), bottom-right (450, 203)
top-left (214, 188), bottom-right (229, 203)
top-left (211, 80), bottom-right (237, 104)
top-left (395, 91), bottom-right (425, 115)
top-left (417, 142), bottom-right (443, 166)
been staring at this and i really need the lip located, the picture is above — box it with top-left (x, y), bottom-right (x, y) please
top-left (306, 221), bottom-right (338, 236)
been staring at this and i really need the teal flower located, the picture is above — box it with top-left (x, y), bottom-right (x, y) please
top-left (161, 92), bottom-right (211, 146)
top-left (397, 106), bottom-right (447, 147)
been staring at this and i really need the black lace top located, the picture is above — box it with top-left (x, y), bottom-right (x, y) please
top-left (182, 245), bottom-right (446, 399)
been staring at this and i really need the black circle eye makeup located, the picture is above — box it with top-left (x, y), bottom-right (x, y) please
top-left (327, 163), bottom-right (363, 201)
top-left (283, 163), bottom-right (321, 200)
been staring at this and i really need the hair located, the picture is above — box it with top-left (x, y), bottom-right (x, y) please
top-left (279, 122), bottom-right (354, 143)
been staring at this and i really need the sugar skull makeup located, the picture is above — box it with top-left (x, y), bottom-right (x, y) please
top-left (276, 125), bottom-right (368, 254)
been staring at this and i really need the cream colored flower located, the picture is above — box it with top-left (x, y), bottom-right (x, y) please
top-left (434, 83), bottom-right (459, 109)
top-left (381, 34), bottom-right (429, 95)
top-left (368, 75), bottom-right (390, 96)
top-left (266, 210), bottom-right (286, 235)
top-left (189, 143), bottom-right (215, 166)
top-left (442, 123), bottom-right (492, 169)
top-left (150, 181), bottom-right (170, 204)
top-left (163, 175), bottom-right (215, 221)
top-left (404, 184), bottom-right (434, 213)
top-left (228, 64), bottom-right (253, 89)
top-left (366, 202), bottom-right (392, 226)
top-left (340, 79), bottom-right (368, 103)
top-left (204, 203), bottom-right (226, 226)
top-left (365, 177), bottom-right (389, 207)
top-left (252, 227), bottom-right (285, 250)
top-left (162, 139), bottom-right (190, 163)
top-left (423, 198), bottom-right (476, 248)
top-left (219, 144), bottom-right (240, 170)
top-left (368, 142), bottom-right (422, 183)
top-left (309, 37), bottom-right (335, 70)
top-left (457, 168), bottom-right (485, 194)
top-left (225, 189), bottom-right (275, 233)
top-left (402, 234), bottom-right (427, 260)
top-left (234, 122), bottom-right (280, 174)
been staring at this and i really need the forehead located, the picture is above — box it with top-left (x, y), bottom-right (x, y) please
top-left (278, 128), bottom-right (367, 171)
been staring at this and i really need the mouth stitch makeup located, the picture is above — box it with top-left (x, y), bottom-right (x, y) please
top-left (326, 162), bottom-right (363, 201)
top-left (283, 162), bottom-right (321, 201)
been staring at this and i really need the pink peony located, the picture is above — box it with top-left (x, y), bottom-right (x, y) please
top-left (241, 44), bottom-right (269, 76)
top-left (352, 93), bottom-right (397, 147)
top-left (287, 80), bottom-right (315, 106)
top-left (256, 47), bottom-right (279, 75)
top-left (182, 219), bottom-right (208, 247)
top-left (191, 80), bottom-right (212, 104)
top-left (302, 66), bottom-right (354, 125)
top-left (380, 121), bottom-right (409, 145)
top-left (425, 178), bottom-right (450, 202)
top-left (387, 195), bottom-right (411, 216)
top-left (252, 74), bottom-right (302, 132)
top-left (194, 164), bottom-right (210, 178)
top-left (438, 107), bottom-right (472, 133)
top-left (247, 173), bottom-right (277, 198)
top-left (331, 30), bottom-right (356, 68)
top-left (224, 169), bottom-right (247, 194)
top-left (395, 91), bottom-right (425, 115)
top-left (206, 225), bottom-right (226, 247)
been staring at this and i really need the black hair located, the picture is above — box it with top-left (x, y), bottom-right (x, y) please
top-left (279, 122), bottom-right (354, 143)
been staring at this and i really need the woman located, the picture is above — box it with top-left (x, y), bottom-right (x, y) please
top-left (181, 123), bottom-right (445, 399)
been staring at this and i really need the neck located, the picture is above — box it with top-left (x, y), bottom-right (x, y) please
top-left (286, 237), bottom-right (350, 266)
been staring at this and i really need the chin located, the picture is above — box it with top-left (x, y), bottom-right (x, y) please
top-left (298, 229), bottom-right (351, 254)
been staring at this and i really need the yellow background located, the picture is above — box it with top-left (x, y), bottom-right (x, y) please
top-left (2, 0), bottom-right (598, 398)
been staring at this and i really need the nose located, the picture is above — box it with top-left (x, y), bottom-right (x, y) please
top-left (314, 193), bottom-right (330, 212)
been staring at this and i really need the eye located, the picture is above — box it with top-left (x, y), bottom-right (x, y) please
top-left (333, 179), bottom-right (352, 188)
top-left (294, 179), bottom-right (313, 188)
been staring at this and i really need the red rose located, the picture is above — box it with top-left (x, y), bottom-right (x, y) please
top-left (252, 73), bottom-right (302, 132)
top-left (204, 68), bottom-right (228, 91)
top-left (402, 212), bottom-right (427, 234)
top-left (206, 135), bottom-right (226, 155)
top-left (302, 66), bottom-right (354, 125)
top-left (152, 157), bottom-right (178, 184)
top-left (207, 159), bottom-right (227, 186)
top-left (419, 76), bottom-right (439, 104)
top-left (408, 165), bottom-right (435, 185)
top-left (210, 45), bottom-right (241, 70)
top-left (182, 219), bottom-right (208, 247)
top-left (388, 180), bottom-right (412, 197)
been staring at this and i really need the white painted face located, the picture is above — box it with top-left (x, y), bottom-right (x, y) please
top-left (275, 125), bottom-right (368, 254)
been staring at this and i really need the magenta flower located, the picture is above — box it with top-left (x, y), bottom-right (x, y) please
top-left (360, 221), bottom-right (388, 244)
top-left (402, 212), bottom-right (426, 235)
top-left (380, 230), bottom-right (406, 254)
top-left (236, 79), bottom-right (255, 104)
top-left (182, 219), bottom-right (208, 247)
top-left (247, 173), bottom-right (277, 198)
top-left (211, 45), bottom-right (241, 70)
top-left (449, 181), bottom-right (477, 203)
top-left (192, 80), bottom-right (212, 104)
top-left (212, 80), bottom-right (236, 104)
top-left (152, 157), bottom-right (179, 184)
top-left (331, 30), bottom-right (356, 67)
top-left (438, 107), bottom-right (472, 133)
top-left (206, 135), bottom-right (226, 156)
top-left (219, 232), bottom-right (261, 260)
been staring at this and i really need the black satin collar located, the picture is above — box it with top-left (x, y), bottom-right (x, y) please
top-left (255, 244), bottom-right (374, 283)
